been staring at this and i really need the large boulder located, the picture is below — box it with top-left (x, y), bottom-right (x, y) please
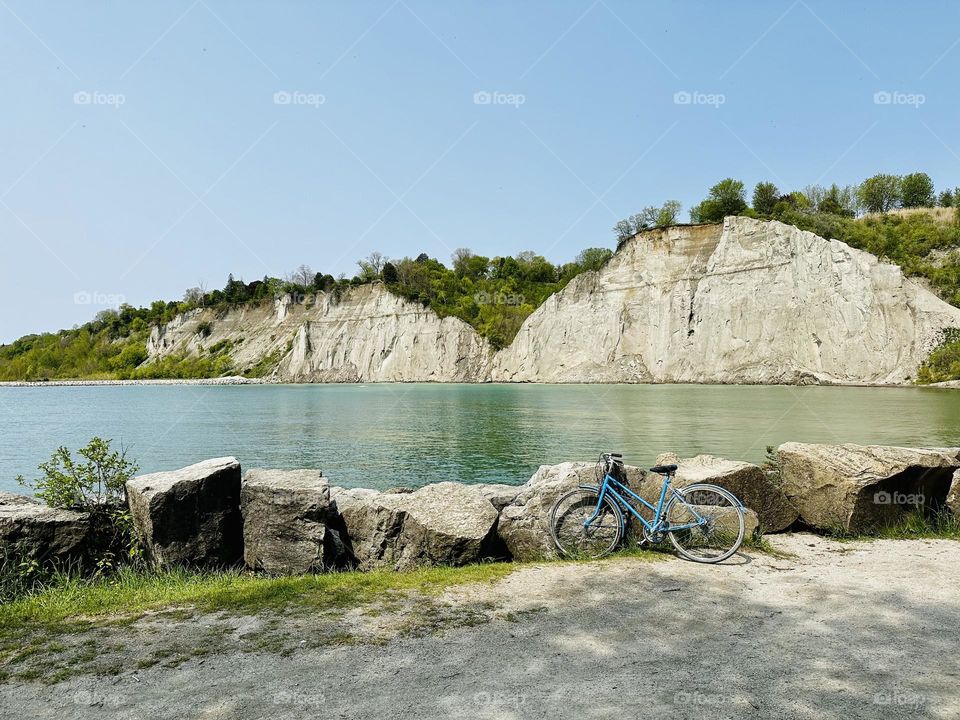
top-left (0, 492), bottom-right (89, 560)
top-left (497, 462), bottom-right (651, 561)
top-left (126, 457), bottom-right (243, 569)
top-left (331, 482), bottom-right (501, 570)
top-left (778, 443), bottom-right (960, 532)
top-left (241, 469), bottom-right (340, 574)
top-left (948, 470), bottom-right (960, 515)
top-left (655, 453), bottom-right (798, 532)
top-left (473, 483), bottom-right (522, 511)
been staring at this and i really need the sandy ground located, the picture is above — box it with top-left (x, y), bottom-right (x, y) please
top-left (2, 533), bottom-right (958, 720)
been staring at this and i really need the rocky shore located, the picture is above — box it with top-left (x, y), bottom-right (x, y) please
top-left (0, 376), bottom-right (262, 387)
top-left (3, 442), bottom-right (958, 574)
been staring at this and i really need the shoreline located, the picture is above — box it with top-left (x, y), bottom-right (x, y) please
top-left (0, 377), bottom-right (955, 388)
top-left (0, 376), bottom-right (265, 388)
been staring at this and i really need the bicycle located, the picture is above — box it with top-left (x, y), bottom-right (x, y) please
top-left (549, 452), bottom-right (745, 563)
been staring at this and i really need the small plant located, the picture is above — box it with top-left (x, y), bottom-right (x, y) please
top-left (17, 437), bottom-right (138, 510)
top-left (196, 320), bottom-right (213, 338)
top-left (16, 438), bottom-right (143, 577)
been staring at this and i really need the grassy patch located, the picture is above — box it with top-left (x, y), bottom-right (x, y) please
top-left (827, 510), bottom-right (960, 542)
top-left (0, 562), bottom-right (515, 640)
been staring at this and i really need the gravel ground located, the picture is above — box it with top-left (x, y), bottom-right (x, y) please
top-left (2, 533), bottom-right (958, 720)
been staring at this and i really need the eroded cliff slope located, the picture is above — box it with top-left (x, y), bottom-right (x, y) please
top-left (148, 284), bottom-right (493, 382)
top-left (492, 217), bottom-right (960, 384)
top-left (147, 217), bottom-right (960, 384)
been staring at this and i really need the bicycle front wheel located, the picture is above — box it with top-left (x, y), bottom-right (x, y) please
top-left (549, 486), bottom-right (623, 560)
top-left (664, 483), bottom-right (745, 563)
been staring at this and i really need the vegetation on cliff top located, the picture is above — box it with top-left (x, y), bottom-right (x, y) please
top-left (2, 169), bottom-right (959, 382)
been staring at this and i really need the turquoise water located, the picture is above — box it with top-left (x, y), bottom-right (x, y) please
top-left (1, 384), bottom-right (958, 494)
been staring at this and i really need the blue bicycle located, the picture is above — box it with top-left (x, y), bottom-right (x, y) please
top-left (549, 452), bottom-right (745, 563)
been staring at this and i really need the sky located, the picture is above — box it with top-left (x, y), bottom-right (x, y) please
top-left (1, 0), bottom-right (958, 343)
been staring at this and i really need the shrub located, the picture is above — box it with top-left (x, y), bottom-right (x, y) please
top-left (917, 328), bottom-right (960, 384)
top-left (16, 437), bottom-right (142, 573)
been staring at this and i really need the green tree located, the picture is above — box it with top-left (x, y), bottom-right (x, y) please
top-left (938, 189), bottom-right (955, 208)
top-left (901, 172), bottom-right (935, 208)
top-left (690, 178), bottom-right (747, 223)
top-left (575, 247), bottom-right (614, 272)
top-left (858, 174), bottom-right (902, 213)
top-left (382, 262), bottom-right (398, 284)
top-left (655, 200), bottom-right (682, 226)
top-left (752, 182), bottom-right (780, 216)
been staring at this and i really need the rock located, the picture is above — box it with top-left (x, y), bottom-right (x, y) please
top-left (146, 218), bottom-right (960, 386)
top-left (126, 457), bottom-right (243, 569)
top-left (497, 462), bottom-right (649, 561)
top-left (331, 482), bottom-right (501, 570)
top-left (148, 285), bottom-right (494, 382)
top-left (241, 469), bottom-right (335, 574)
top-left (0, 492), bottom-right (89, 560)
top-left (948, 470), bottom-right (960, 515)
top-left (491, 217), bottom-right (960, 384)
top-left (655, 452), bottom-right (797, 532)
top-left (777, 443), bottom-right (960, 532)
top-left (473, 483), bottom-right (523, 511)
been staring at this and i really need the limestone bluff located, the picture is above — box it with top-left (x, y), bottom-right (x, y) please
top-left (147, 217), bottom-right (960, 385)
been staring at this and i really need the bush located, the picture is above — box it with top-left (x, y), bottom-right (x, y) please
top-left (917, 328), bottom-right (960, 384)
top-left (16, 437), bottom-right (142, 574)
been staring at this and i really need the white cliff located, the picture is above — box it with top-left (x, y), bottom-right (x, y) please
top-left (491, 217), bottom-right (960, 384)
top-left (147, 217), bottom-right (960, 385)
top-left (147, 284), bottom-right (493, 382)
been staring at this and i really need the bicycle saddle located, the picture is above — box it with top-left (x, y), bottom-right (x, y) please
top-left (649, 464), bottom-right (678, 474)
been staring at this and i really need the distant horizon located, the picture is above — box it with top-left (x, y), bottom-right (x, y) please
top-left (4, 0), bottom-right (960, 342)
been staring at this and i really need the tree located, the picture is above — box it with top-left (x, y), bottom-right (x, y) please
top-left (857, 174), bottom-right (902, 214)
top-left (613, 219), bottom-right (634, 241)
top-left (938, 189), bottom-right (955, 208)
top-left (451, 248), bottom-right (474, 274)
top-left (365, 252), bottom-right (386, 276)
top-left (415, 253), bottom-right (429, 263)
top-left (818, 184), bottom-right (857, 217)
top-left (900, 172), bottom-right (935, 208)
top-left (382, 262), bottom-right (398, 283)
top-left (655, 200), bottom-right (682, 226)
top-left (690, 178), bottom-right (747, 223)
top-left (288, 264), bottom-right (314, 288)
top-left (752, 182), bottom-right (780, 216)
top-left (575, 247), bottom-right (614, 272)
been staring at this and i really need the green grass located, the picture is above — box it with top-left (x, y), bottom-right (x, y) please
top-left (0, 562), bottom-right (515, 638)
top-left (828, 510), bottom-right (960, 541)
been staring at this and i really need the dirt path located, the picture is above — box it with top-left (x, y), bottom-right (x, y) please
top-left (2, 534), bottom-right (959, 720)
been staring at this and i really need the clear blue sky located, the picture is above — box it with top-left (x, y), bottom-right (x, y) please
top-left (1, 0), bottom-right (958, 343)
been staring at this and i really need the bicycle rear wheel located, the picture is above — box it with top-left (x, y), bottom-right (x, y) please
top-left (549, 486), bottom-right (623, 560)
top-left (664, 483), bottom-right (745, 563)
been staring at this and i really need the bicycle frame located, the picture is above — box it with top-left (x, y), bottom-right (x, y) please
top-left (585, 471), bottom-right (706, 533)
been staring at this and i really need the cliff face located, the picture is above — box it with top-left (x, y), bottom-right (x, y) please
top-left (147, 285), bottom-right (493, 382)
top-left (147, 217), bottom-right (960, 384)
top-left (492, 217), bottom-right (960, 384)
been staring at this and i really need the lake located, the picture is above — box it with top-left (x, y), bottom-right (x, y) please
top-left (1, 384), bottom-right (958, 495)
